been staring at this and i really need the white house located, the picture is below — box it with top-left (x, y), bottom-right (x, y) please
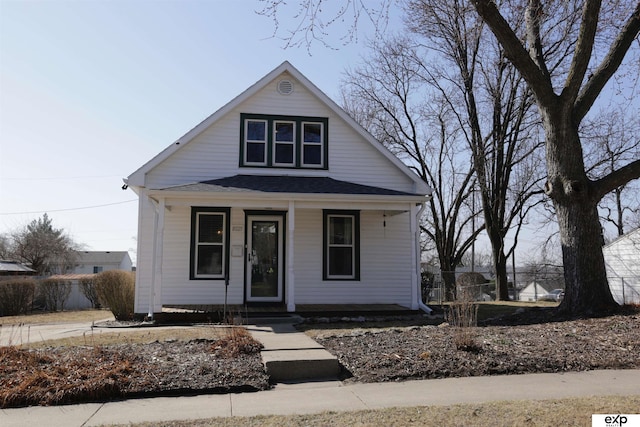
top-left (603, 227), bottom-right (640, 305)
top-left (517, 281), bottom-right (552, 302)
top-left (73, 251), bottom-right (133, 274)
top-left (126, 61), bottom-right (432, 318)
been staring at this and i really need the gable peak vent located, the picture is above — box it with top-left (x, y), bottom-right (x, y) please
top-left (277, 79), bottom-right (294, 95)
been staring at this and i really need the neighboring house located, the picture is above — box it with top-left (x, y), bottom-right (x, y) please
top-left (126, 61), bottom-right (432, 317)
top-left (72, 251), bottom-right (133, 274)
top-left (518, 281), bottom-right (552, 302)
top-left (0, 260), bottom-right (36, 276)
top-left (603, 227), bottom-right (640, 305)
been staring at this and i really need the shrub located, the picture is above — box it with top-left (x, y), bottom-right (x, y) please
top-left (95, 270), bottom-right (135, 321)
top-left (38, 279), bottom-right (72, 312)
top-left (79, 277), bottom-right (101, 309)
top-left (446, 287), bottom-right (481, 352)
top-left (0, 278), bottom-right (36, 316)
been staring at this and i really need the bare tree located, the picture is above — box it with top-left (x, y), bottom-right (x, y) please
top-left (403, 0), bottom-right (546, 301)
top-left (341, 38), bottom-right (482, 300)
top-left (8, 214), bottom-right (79, 275)
top-left (471, 0), bottom-right (640, 315)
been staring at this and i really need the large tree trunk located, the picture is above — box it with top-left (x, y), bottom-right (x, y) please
top-left (542, 106), bottom-right (618, 315)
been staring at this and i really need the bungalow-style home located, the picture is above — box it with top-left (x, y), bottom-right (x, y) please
top-left (72, 251), bottom-right (133, 274)
top-left (603, 227), bottom-right (640, 305)
top-left (125, 61), bottom-right (432, 318)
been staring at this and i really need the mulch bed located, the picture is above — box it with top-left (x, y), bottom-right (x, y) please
top-left (1, 308), bottom-right (639, 408)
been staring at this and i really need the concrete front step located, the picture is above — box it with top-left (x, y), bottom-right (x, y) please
top-left (248, 323), bottom-right (340, 382)
top-left (262, 349), bottom-right (340, 381)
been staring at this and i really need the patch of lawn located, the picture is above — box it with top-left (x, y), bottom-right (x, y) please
top-left (121, 395), bottom-right (640, 427)
top-left (0, 309), bottom-right (113, 326)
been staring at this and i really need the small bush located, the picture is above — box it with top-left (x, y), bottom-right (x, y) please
top-left (38, 279), bottom-right (72, 312)
top-left (95, 270), bottom-right (135, 321)
top-left (79, 277), bottom-right (101, 308)
top-left (0, 278), bottom-right (36, 316)
top-left (213, 327), bottom-right (263, 357)
top-left (447, 287), bottom-right (481, 352)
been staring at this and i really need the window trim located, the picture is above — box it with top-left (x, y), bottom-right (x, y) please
top-left (240, 113), bottom-right (328, 169)
top-left (323, 210), bottom-right (360, 281)
top-left (243, 119), bottom-right (268, 166)
top-left (190, 207), bottom-right (231, 280)
top-left (301, 121), bottom-right (324, 167)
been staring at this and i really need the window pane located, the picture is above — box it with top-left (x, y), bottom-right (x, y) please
top-left (275, 143), bottom-right (294, 164)
top-left (329, 247), bottom-right (353, 276)
top-left (247, 142), bottom-right (265, 163)
top-left (247, 121), bottom-right (266, 141)
top-left (329, 216), bottom-right (352, 245)
top-left (304, 123), bottom-right (321, 142)
top-left (197, 245), bottom-right (223, 275)
top-left (198, 214), bottom-right (224, 243)
top-left (303, 145), bottom-right (322, 165)
top-left (275, 122), bottom-right (294, 142)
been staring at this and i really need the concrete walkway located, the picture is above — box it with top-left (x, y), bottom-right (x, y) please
top-left (1, 369), bottom-right (639, 426)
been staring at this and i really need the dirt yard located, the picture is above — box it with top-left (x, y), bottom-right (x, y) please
top-left (1, 306), bottom-right (639, 408)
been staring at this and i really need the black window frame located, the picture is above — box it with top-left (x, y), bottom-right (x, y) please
top-left (190, 207), bottom-right (231, 280)
top-left (240, 113), bottom-right (328, 169)
top-left (323, 209), bottom-right (360, 281)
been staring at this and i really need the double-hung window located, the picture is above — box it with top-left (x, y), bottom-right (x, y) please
top-left (244, 119), bottom-right (268, 165)
top-left (240, 114), bottom-right (327, 169)
top-left (323, 210), bottom-right (360, 280)
top-left (273, 120), bottom-right (295, 166)
top-left (190, 207), bottom-right (230, 280)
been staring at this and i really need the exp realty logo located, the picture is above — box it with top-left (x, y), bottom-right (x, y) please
top-left (593, 414), bottom-right (640, 427)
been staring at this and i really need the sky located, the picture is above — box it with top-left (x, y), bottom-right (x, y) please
top-left (0, 0), bottom-right (397, 265)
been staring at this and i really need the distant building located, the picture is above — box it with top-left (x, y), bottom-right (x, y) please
top-left (73, 251), bottom-right (133, 275)
top-left (603, 227), bottom-right (640, 305)
top-left (0, 260), bottom-right (36, 276)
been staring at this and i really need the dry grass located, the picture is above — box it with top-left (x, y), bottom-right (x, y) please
top-left (0, 325), bottom-right (263, 408)
top-left (0, 309), bottom-right (112, 326)
top-left (122, 395), bottom-right (640, 427)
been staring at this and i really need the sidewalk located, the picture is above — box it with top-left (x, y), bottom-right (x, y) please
top-left (2, 369), bottom-right (639, 426)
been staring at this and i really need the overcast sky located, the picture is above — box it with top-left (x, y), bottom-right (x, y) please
top-left (0, 0), bottom-right (398, 264)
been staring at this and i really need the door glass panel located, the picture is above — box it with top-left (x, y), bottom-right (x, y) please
top-left (250, 221), bottom-right (279, 298)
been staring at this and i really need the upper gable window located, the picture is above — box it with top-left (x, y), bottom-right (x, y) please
top-left (240, 113), bottom-right (327, 169)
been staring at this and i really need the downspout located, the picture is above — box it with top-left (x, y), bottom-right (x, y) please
top-left (414, 202), bottom-right (433, 314)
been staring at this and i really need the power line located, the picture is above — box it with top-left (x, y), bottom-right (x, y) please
top-left (0, 199), bottom-right (137, 215)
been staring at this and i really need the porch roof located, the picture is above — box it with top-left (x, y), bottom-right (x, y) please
top-left (160, 175), bottom-right (425, 197)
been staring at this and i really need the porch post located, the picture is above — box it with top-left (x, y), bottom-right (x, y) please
top-left (286, 200), bottom-right (296, 312)
top-left (410, 203), bottom-right (419, 309)
top-left (149, 196), bottom-right (165, 318)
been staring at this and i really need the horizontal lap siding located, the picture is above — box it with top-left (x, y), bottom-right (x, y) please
top-left (293, 209), bottom-right (413, 306)
top-left (159, 207), bottom-right (245, 306)
top-left (145, 74), bottom-right (415, 193)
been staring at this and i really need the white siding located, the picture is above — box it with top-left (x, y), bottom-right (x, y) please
top-left (135, 201), bottom-right (416, 313)
top-left (145, 72), bottom-right (415, 193)
top-left (603, 228), bottom-right (640, 304)
top-left (293, 209), bottom-right (413, 307)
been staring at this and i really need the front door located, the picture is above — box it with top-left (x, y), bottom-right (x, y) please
top-left (246, 215), bottom-right (284, 302)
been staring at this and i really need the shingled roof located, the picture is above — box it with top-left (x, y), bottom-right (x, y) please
top-left (162, 175), bottom-right (422, 197)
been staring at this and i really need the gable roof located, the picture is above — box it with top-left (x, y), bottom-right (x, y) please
top-left (127, 61), bottom-right (430, 196)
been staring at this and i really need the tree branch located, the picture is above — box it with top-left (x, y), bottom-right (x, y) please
top-left (575, 1), bottom-right (640, 122)
top-left (560, 0), bottom-right (601, 103)
top-left (592, 159), bottom-right (640, 201)
top-left (470, 0), bottom-right (556, 106)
